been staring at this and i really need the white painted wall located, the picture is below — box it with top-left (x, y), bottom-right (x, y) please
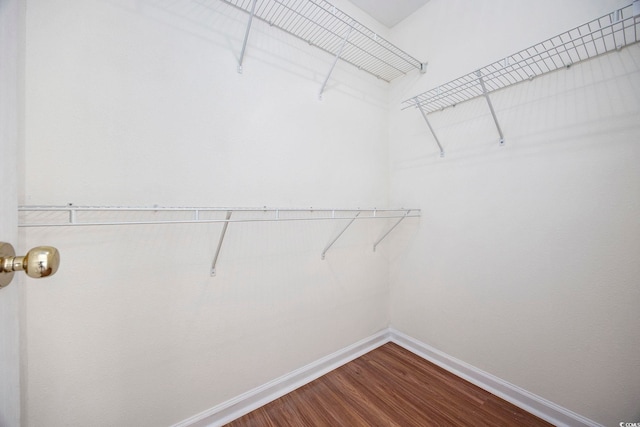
top-left (389, 1), bottom-right (640, 426)
top-left (22, 0), bottom-right (395, 425)
top-left (22, 0), bottom-right (640, 425)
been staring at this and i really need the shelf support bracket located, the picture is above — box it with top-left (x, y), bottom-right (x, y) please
top-left (319, 25), bottom-right (353, 100)
top-left (416, 100), bottom-right (445, 158)
top-left (373, 210), bottom-right (411, 252)
top-left (476, 71), bottom-right (505, 146)
top-left (237, 0), bottom-right (258, 74)
top-left (210, 211), bottom-right (232, 276)
top-left (321, 212), bottom-right (360, 260)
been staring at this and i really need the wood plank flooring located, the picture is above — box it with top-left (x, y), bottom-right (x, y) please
top-left (226, 342), bottom-right (553, 426)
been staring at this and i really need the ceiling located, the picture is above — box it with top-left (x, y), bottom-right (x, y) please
top-left (348, 0), bottom-right (430, 28)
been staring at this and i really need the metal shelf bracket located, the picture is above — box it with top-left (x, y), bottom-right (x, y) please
top-left (416, 100), bottom-right (445, 158)
top-left (373, 209), bottom-right (411, 251)
top-left (321, 212), bottom-right (360, 260)
top-left (237, 0), bottom-right (258, 74)
top-left (476, 71), bottom-right (505, 146)
top-left (319, 25), bottom-right (353, 100)
top-left (210, 211), bottom-right (232, 276)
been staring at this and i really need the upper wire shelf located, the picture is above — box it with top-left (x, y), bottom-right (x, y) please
top-left (403, 3), bottom-right (640, 113)
top-left (220, 0), bottom-right (425, 82)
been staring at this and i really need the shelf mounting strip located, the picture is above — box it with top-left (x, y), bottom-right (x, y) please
top-left (19, 206), bottom-right (420, 276)
top-left (403, 2), bottom-right (640, 157)
top-left (220, 0), bottom-right (426, 86)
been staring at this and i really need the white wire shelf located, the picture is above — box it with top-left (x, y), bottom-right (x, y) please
top-left (220, 0), bottom-right (426, 82)
top-left (20, 205), bottom-right (420, 276)
top-left (403, 3), bottom-right (640, 114)
top-left (18, 205), bottom-right (420, 227)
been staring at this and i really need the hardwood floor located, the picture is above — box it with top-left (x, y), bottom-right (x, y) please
top-left (226, 343), bottom-right (553, 426)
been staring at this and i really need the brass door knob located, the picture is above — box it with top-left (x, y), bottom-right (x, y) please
top-left (0, 242), bottom-right (60, 288)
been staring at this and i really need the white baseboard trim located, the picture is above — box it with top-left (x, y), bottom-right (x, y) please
top-left (172, 329), bottom-right (391, 427)
top-left (174, 327), bottom-right (602, 427)
top-left (388, 328), bottom-right (603, 427)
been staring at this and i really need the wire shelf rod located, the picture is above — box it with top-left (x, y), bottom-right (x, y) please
top-left (18, 216), bottom-right (422, 228)
top-left (19, 205), bottom-right (416, 213)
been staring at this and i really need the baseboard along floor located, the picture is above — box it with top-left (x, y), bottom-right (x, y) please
top-left (173, 329), bottom-right (603, 427)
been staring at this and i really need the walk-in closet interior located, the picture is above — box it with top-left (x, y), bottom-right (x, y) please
top-left (1, 0), bottom-right (639, 426)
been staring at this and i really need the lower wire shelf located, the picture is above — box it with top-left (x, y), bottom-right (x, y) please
top-left (19, 205), bottom-right (421, 276)
top-left (18, 205), bottom-right (419, 227)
